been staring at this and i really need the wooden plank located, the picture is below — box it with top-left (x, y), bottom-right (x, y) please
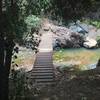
top-left (32, 70), bottom-right (53, 73)
top-left (35, 60), bottom-right (53, 63)
top-left (34, 65), bottom-right (53, 68)
top-left (29, 75), bottom-right (54, 79)
top-left (36, 82), bottom-right (55, 86)
top-left (31, 72), bottom-right (54, 76)
top-left (35, 60), bottom-right (52, 63)
top-left (35, 64), bottom-right (53, 66)
top-left (35, 79), bottom-right (54, 83)
top-left (33, 67), bottom-right (53, 70)
top-left (35, 63), bottom-right (52, 66)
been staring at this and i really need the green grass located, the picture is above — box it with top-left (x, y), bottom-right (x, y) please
top-left (53, 48), bottom-right (100, 70)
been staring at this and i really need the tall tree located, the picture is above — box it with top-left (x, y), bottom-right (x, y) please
top-left (0, 0), bottom-right (18, 99)
top-left (0, 0), bottom-right (38, 99)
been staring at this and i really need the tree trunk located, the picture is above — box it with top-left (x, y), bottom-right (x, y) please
top-left (4, 39), bottom-right (14, 100)
top-left (0, 0), bottom-right (2, 15)
top-left (0, 37), bottom-right (6, 100)
top-left (0, 0), bottom-right (5, 99)
top-left (0, 0), bottom-right (15, 100)
top-left (0, 38), bottom-right (14, 100)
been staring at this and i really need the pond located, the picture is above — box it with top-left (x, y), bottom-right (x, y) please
top-left (53, 48), bottom-right (100, 70)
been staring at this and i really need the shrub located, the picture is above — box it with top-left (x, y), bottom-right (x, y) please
top-left (83, 19), bottom-right (100, 29)
top-left (25, 15), bottom-right (41, 33)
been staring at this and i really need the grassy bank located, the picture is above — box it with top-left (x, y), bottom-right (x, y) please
top-left (53, 48), bottom-right (100, 70)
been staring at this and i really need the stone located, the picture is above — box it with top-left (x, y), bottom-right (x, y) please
top-left (83, 37), bottom-right (97, 48)
top-left (69, 22), bottom-right (89, 34)
top-left (51, 25), bottom-right (84, 49)
top-left (43, 27), bottom-right (50, 31)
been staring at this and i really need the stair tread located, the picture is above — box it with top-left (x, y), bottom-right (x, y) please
top-left (33, 67), bottom-right (53, 69)
top-left (29, 75), bottom-right (54, 79)
top-left (35, 78), bottom-right (54, 82)
top-left (34, 66), bottom-right (53, 68)
top-left (30, 72), bottom-right (54, 76)
top-left (33, 70), bottom-right (53, 72)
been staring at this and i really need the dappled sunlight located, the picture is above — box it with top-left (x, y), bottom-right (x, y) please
top-left (12, 46), bottom-right (36, 72)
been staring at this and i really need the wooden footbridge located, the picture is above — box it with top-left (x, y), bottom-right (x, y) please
top-left (27, 31), bottom-right (55, 86)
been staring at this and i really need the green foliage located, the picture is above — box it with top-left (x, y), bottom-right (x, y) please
top-left (90, 21), bottom-right (100, 28)
top-left (96, 36), bottom-right (100, 41)
top-left (83, 19), bottom-right (100, 29)
top-left (13, 69), bottom-right (26, 96)
top-left (4, 0), bottom-right (42, 43)
top-left (15, 20), bottom-right (27, 40)
top-left (26, 0), bottom-right (53, 15)
top-left (1, 0), bottom-right (28, 40)
top-left (25, 15), bottom-right (41, 32)
top-left (9, 69), bottom-right (28, 99)
top-left (17, 0), bottom-right (29, 17)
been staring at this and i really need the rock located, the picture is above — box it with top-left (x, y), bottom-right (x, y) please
top-left (43, 23), bottom-right (50, 31)
top-left (83, 37), bottom-right (97, 48)
top-left (88, 28), bottom-right (98, 39)
top-left (51, 25), bottom-right (84, 49)
top-left (51, 21), bottom-right (100, 49)
top-left (69, 22), bottom-right (89, 34)
top-left (43, 27), bottom-right (50, 31)
top-left (87, 63), bottom-right (97, 70)
top-left (69, 21), bottom-right (100, 39)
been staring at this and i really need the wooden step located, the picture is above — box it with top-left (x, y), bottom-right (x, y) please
top-left (32, 70), bottom-right (53, 72)
top-left (35, 60), bottom-right (52, 63)
top-left (31, 72), bottom-right (54, 76)
top-left (33, 69), bottom-right (53, 71)
top-left (34, 63), bottom-right (53, 66)
top-left (35, 64), bottom-right (53, 66)
top-left (35, 78), bottom-right (54, 83)
top-left (33, 67), bottom-right (53, 70)
top-left (35, 61), bottom-right (52, 63)
top-left (29, 75), bottom-right (54, 79)
top-left (34, 65), bottom-right (53, 68)
top-left (36, 58), bottom-right (52, 61)
top-left (36, 82), bottom-right (55, 86)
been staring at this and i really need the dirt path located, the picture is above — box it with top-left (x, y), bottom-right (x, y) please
top-left (39, 31), bottom-right (53, 52)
